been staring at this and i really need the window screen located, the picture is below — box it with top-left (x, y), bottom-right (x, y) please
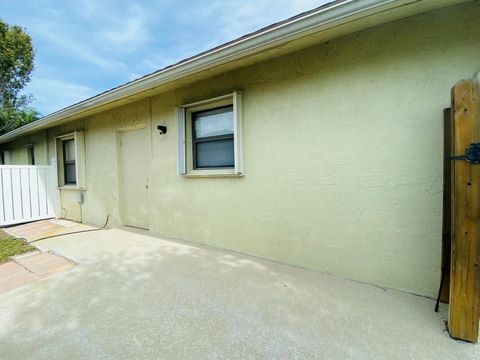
top-left (63, 139), bottom-right (76, 184)
top-left (192, 106), bottom-right (234, 169)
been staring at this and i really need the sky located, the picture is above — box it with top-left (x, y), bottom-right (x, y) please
top-left (2, 0), bottom-right (332, 116)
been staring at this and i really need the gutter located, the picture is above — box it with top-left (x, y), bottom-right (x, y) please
top-left (0, 0), bottom-right (447, 143)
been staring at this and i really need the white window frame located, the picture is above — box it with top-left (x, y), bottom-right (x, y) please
top-left (177, 91), bottom-right (244, 177)
top-left (55, 131), bottom-right (86, 189)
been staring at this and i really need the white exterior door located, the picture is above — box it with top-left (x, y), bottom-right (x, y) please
top-left (119, 128), bottom-right (150, 229)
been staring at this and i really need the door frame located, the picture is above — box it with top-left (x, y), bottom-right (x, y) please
top-left (115, 124), bottom-right (152, 229)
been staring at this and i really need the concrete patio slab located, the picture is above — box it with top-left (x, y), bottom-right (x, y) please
top-left (0, 228), bottom-right (478, 359)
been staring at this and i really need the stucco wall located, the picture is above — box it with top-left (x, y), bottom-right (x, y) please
top-left (2, 130), bottom-right (48, 165)
top-left (45, 120), bottom-right (85, 222)
top-left (4, 2), bottom-right (480, 297)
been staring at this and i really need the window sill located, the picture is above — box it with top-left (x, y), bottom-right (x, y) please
top-left (183, 169), bottom-right (243, 178)
top-left (58, 185), bottom-right (85, 191)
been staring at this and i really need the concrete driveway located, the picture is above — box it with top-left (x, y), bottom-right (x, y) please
top-left (0, 228), bottom-right (477, 359)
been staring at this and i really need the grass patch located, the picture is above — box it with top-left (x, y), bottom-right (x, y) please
top-left (0, 230), bottom-right (35, 264)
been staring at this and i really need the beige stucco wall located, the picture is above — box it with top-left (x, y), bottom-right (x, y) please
top-left (3, 2), bottom-right (479, 297)
top-left (45, 121), bottom-right (85, 222)
top-left (2, 130), bottom-right (48, 165)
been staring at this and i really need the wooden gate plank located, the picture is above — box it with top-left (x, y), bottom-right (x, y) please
top-left (448, 79), bottom-right (480, 343)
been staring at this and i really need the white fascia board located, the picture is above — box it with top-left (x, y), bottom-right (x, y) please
top-left (0, 0), bottom-right (461, 144)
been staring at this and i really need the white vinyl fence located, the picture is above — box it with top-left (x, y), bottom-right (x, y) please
top-left (0, 165), bottom-right (59, 227)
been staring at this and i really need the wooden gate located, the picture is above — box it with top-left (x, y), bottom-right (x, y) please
top-left (447, 76), bottom-right (480, 342)
top-left (0, 165), bottom-right (59, 227)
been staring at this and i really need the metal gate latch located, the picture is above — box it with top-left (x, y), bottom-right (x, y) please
top-left (448, 143), bottom-right (480, 164)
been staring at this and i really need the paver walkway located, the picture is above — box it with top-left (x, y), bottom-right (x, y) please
top-left (5, 218), bottom-right (95, 242)
top-left (0, 252), bottom-right (74, 294)
top-left (0, 261), bottom-right (38, 294)
top-left (0, 219), bottom-right (85, 293)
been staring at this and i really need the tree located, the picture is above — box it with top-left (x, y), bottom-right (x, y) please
top-left (0, 20), bottom-right (38, 134)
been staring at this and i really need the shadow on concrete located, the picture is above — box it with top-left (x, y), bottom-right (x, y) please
top-left (0, 229), bottom-right (476, 359)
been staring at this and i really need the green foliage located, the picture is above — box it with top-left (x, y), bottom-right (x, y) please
top-left (0, 106), bottom-right (40, 134)
top-left (0, 19), bottom-right (38, 134)
top-left (0, 230), bottom-right (35, 263)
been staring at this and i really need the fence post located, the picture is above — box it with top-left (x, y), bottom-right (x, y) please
top-left (50, 157), bottom-right (61, 219)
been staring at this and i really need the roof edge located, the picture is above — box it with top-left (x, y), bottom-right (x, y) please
top-left (0, 0), bottom-right (463, 144)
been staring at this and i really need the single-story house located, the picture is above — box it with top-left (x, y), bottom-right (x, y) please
top-left (0, 0), bottom-right (478, 301)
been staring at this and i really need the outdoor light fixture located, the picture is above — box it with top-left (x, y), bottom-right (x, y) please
top-left (157, 125), bottom-right (167, 135)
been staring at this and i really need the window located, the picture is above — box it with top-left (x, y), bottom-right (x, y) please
top-left (2, 150), bottom-right (11, 165)
top-left (56, 131), bottom-right (85, 189)
top-left (63, 139), bottom-right (76, 185)
top-left (192, 106), bottom-right (234, 169)
top-left (177, 91), bottom-right (244, 176)
top-left (27, 145), bottom-right (35, 165)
